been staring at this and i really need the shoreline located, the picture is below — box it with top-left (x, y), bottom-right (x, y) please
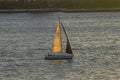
top-left (0, 8), bottom-right (120, 13)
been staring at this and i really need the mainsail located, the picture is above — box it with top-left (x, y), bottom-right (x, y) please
top-left (61, 24), bottom-right (73, 54)
top-left (52, 20), bottom-right (62, 53)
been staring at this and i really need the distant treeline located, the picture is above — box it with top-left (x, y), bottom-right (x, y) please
top-left (0, 0), bottom-right (47, 9)
top-left (0, 0), bottom-right (120, 9)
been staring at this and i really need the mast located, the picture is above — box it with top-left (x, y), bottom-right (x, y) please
top-left (61, 23), bottom-right (73, 54)
top-left (58, 17), bottom-right (63, 54)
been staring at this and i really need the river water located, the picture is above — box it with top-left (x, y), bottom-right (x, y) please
top-left (0, 12), bottom-right (120, 80)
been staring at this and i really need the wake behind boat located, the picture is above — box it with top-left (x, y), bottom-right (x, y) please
top-left (45, 18), bottom-right (73, 60)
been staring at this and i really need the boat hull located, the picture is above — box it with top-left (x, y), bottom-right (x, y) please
top-left (45, 54), bottom-right (73, 60)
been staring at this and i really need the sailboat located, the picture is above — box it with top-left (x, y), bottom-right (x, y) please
top-left (45, 18), bottom-right (73, 60)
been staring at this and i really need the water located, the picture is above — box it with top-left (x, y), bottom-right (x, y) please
top-left (0, 12), bottom-right (120, 80)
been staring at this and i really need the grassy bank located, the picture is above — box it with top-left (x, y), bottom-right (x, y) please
top-left (0, 8), bottom-right (120, 13)
top-left (0, 0), bottom-right (120, 12)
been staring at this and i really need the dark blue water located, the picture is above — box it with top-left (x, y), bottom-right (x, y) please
top-left (0, 12), bottom-right (120, 80)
